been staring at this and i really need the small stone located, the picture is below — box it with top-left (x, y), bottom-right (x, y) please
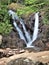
top-left (0, 35), bottom-right (2, 45)
top-left (19, 49), bottom-right (25, 53)
top-left (24, 59), bottom-right (29, 62)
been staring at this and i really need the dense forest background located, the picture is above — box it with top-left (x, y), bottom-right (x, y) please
top-left (0, 0), bottom-right (49, 35)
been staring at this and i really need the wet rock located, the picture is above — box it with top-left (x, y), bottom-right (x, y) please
top-left (1, 30), bottom-right (26, 49)
top-left (17, 39), bottom-right (26, 49)
top-left (24, 13), bottom-right (35, 32)
top-left (33, 40), bottom-right (45, 51)
top-left (32, 25), bottom-right (49, 51)
top-left (1, 30), bottom-right (19, 48)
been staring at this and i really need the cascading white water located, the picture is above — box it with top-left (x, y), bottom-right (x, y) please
top-left (8, 10), bottom-right (39, 48)
top-left (8, 10), bottom-right (27, 43)
top-left (13, 20), bottom-right (27, 43)
top-left (8, 10), bottom-right (31, 42)
top-left (32, 12), bottom-right (39, 41)
top-left (20, 19), bottom-right (31, 42)
top-left (27, 12), bottom-right (39, 47)
top-left (8, 10), bottom-right (19, 20)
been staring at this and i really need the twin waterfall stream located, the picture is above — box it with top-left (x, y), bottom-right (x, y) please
top-left (8, 10), bottom-right (39, 48)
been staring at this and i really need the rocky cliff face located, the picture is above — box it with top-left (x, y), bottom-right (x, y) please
top-left (0, 13), bottom-right (49, 51)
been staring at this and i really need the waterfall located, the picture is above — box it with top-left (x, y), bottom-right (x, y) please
top-left (8, 10), bottom-right (19, 20)
top-left (8, 10), bottom-right (27, 43)
top-left (8, 10), bottom-right (39, 48)
top-left (20, 19), bottom-right (31, 42)
top-left (8, 10), bottom-right (31, 42)
top-left (27, 12), bottom-right (39, 47)
top-left (13, 20), bottom-right (27, 43)
top-left (32, 12), bottom-right (39, 41)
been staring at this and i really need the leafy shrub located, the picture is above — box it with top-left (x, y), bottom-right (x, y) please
top-left (0, 0), bottom-right (11, 5)
top-left (43, 8), bottom-right (49, 24)
top-left (0, 6), bottom-right (13, 35)
top-left (24, 0), bottom-right (37, 5)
